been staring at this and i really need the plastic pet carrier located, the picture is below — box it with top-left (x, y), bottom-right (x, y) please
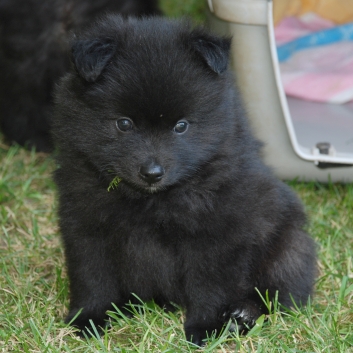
top-left (207, 0), bottom-right (353, 182)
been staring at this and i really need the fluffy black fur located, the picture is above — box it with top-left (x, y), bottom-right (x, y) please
top-left (0, 0), bottom-right (160, 152)
top-left (52, 16), bottom-right (317, 346)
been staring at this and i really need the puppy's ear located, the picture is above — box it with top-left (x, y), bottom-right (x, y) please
top-left (190, 32), bottom-right (231, 74)
top-left (71, 38), bottom-right (116, 82)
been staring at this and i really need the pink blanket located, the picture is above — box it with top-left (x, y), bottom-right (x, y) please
top-left (275, 14), bottom-right (353, 104)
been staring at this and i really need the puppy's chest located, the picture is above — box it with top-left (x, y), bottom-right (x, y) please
top-left (107, 193), bottom-right (219, 292)
top-left (118, 226), bottom-right (184, 299)
top-left (114, 191), bottom-right (217, 235)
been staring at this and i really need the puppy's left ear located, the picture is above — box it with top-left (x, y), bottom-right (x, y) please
top-left (71, 38), bottom-right (117, 82)
top-left (190, 31), bottom-right (231, 74)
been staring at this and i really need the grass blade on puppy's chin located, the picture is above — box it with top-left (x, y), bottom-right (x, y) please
top-left (107, 176), bottom-right (122, 192)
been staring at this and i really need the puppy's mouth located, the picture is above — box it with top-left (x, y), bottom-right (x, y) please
top-left (120, 178), bottom-right (169, 194)
top-left (129, 180), bottom-right (168, 194)
top-left (143, 184), bottom-right (165, 194)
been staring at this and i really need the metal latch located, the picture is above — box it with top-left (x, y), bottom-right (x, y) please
top-left (313, 142), bottom-right (353, 169)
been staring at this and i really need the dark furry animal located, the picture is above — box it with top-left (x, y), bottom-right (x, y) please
top-left (0, 0), bottom-right (160, 152)
top-left (52, 16), bottom-right (317, 346)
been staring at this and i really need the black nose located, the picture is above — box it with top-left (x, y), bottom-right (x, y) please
top-left (138, 163), bottom-right (165, 184)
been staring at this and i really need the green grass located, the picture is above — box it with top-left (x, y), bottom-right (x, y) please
top-left (1, 1), bottom-right (353, 351)
top-left (1, 140), bottom-right (352, 353)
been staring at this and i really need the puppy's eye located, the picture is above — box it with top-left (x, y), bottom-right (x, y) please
top-left (173, 120), bottom-right (189, 134)
top-left (116, 118), bottom-right (133, 132)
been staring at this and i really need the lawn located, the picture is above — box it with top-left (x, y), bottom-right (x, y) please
top-left (1, 1), bottom-right (352, 352)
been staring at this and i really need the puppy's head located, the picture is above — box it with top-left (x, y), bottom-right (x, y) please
top-left (54, 16), bottom-right (234, 193)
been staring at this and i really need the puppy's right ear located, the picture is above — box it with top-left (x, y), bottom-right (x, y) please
top-left (71, 38), bottom-right (116, 82)
top-left (189, 31), bottom-right (231, 74)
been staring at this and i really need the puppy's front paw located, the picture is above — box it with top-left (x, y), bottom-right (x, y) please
top-left (65, 308), bottom-right (109, 336)
top-left (184, 326), bottom-right (208, 347)
top-left (220, 300), bottom-right (262, 333)
top-left (184, 320), bottom-right (224, 347)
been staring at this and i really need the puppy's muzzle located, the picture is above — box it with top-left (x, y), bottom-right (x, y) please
top-left (138, 162), bottom-right (165, 184)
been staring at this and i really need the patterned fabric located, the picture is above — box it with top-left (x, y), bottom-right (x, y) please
top-left (275, 14), bottom-right (353, 103)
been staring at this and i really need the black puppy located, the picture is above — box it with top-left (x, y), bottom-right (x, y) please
top-left (0, 0), bottom-right (160, 152)
top-left (52, 16), bottom-right (317, 346)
